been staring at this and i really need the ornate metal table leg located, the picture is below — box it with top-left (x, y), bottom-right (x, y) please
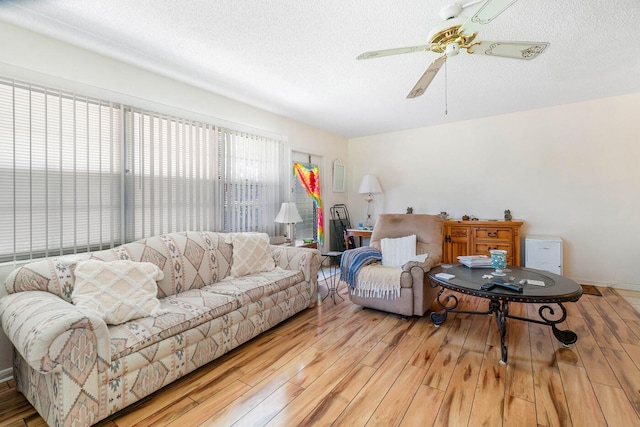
top-left (539, 303), bottom-right (577, 346)
top-left (430, 287), bottom-right (460, 326)
top-left (507, 302), bottom-right (579, 350)
top-left (496, 300), bottom-right (509, 364)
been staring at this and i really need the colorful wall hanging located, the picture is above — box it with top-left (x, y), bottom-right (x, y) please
top-left (293, 162), bottom-right (324, 245)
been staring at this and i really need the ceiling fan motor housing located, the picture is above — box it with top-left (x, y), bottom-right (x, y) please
top-left (427, 17), bottom-right (476, 54)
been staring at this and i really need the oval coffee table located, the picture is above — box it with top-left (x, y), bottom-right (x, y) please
top-left (427, 265), bottom-right (582, 364)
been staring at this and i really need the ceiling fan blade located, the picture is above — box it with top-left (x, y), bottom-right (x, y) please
top-left (467, 40), bottom-right (549, 59)
top-left (459, 0), bottom-right (518, 35)
top-left (356, 45), bottom-right (431, 60)
top-left (406, 55), bottom-right (446, 99)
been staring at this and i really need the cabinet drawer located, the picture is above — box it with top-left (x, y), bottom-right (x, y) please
top-left (474, 227), bottom-right (513, 241)
top-left (449, 227), bottom-right (468, 238)
top-left (474, 242), bottom-right (512, 256)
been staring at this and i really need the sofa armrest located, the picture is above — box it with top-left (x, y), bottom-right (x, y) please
top-left (271, 245), bottom-right (321, 286)
top-left (0, 291), bottom-right (110, 374)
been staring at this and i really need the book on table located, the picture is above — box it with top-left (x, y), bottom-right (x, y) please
top-left (457, 255), bottom-right (492, 268)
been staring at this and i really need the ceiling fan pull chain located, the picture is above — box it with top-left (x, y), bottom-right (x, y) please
top-left (444, 58), bottom-right (448, 115)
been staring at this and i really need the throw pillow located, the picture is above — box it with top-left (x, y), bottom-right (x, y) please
top-left (381, 235), bottom-right (417, 267)
top-left (230, 233), bottom-right (275, 277)
top-left (72, 260), bottom-right (167, 325)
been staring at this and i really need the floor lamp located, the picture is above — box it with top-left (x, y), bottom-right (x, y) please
top-left (274, 202), bottom-right (303, 243)
top-left (358, 174), bottom-right (382, 229)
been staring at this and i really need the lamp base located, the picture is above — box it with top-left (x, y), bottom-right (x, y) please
top-left (287, 224), bottom-right (295, 244)
top-left (364, 215), bottom-right (374, 229)
top-left (365, 198), bottom-right (375, 229)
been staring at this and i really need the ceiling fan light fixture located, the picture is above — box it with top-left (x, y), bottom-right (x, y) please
top-left (445, 42), bottom-right (460, 56)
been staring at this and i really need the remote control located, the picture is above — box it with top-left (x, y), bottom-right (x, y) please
top-left (481, 281), bottom-right (523, 293)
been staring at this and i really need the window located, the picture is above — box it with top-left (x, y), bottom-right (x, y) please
top-left (0, 78), bottom-right (122, 262)
top-left (0, 77), bottom-right (287, 263)
top-left (125, 109), bottom-right (219, 241)
top-left (219, 130), bottom-right (284, 235)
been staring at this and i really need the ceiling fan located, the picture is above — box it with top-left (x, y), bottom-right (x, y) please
top-left (356, 0), bottom-right (550, 99)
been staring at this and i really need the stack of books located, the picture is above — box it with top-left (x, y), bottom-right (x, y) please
top-left (457, 255), bottom-right (492, 268)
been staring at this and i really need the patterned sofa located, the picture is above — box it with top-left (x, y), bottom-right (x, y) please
top-left (0, 231), bottom-right (320, 427)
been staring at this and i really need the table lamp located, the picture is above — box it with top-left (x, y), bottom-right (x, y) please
top-left (358, 174), bottom-right (383, 229)
top-left (274, 202), bottom-right (303, 243)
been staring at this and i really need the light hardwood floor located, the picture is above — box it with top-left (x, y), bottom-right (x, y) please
top-left (2, 281), bottom-right (640, 426)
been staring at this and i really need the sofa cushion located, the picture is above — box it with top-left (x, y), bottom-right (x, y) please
top-left (90, 231), bottom-right (234, 298)
top-left (72, 260), bottom-right (168, 325)
top-left (108, 289), bottom-right (239, 360)
top-left (229, 233), bottom-right (275, 277)
top-left (210, 267), bottom-right (304, 305)
top-left (381, 235), bottom-right (416, 267)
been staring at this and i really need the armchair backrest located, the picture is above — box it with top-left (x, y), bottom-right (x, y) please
top-left (370, 214), bottom-right (443, 260)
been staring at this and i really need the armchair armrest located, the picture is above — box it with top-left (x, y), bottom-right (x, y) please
top-left (0, 291), bottom-right (110, 374)
top-left (402, 256), bottom-right (439, 273)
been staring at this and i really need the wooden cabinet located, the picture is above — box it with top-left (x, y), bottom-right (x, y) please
top-left (442, 220), bottom-right (523, 266)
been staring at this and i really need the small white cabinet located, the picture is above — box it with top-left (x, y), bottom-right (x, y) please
top-left (525, 235), bottom-right (563, 275)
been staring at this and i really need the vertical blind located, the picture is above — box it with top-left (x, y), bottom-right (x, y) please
top-left (0, 77), bottom-right (287, 263)
top-left (0, 78), bottom-right (122, 262)
top-left (219, 129), bottom-right (284, 235)
top-left (125, 109), bottom-right (220, 241)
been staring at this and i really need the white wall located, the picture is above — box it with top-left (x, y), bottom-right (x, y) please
top-left (348, 93), bottom-right (640, 288)
top-left (0, 22), bottom-right (348, 374)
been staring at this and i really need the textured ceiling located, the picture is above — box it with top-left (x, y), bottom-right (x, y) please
top-left (1, 0), bottom-right (640, 138)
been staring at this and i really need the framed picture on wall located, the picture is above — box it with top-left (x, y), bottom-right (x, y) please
top-left (333, 159), bottom-right (345, 192)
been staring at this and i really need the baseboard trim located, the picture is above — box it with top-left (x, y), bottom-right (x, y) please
top-left (571, 280), bottom-right (640, 291)
top-left (610, 283), bottom-right (640, 291)
top-left (0, 367), bottom-right (13, 384)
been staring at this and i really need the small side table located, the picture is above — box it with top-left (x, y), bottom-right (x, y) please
top-left (321, 251), bottom-right (343, 304)
top-left (344, 229), bottom-right (372, 249)
top-left (274, 240), bottom-right (318, 249)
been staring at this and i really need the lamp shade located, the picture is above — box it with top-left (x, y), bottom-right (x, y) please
top-left (274, 202), bottom-right (303, 224)
top-left (358, 174), bottom-right (383, 195)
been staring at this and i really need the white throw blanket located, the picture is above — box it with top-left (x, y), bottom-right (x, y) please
top-left (353, 264), bottom-right (403, 299)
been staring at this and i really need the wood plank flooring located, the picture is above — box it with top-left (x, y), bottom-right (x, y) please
top-left (3, 281), bottom-right (640, 426)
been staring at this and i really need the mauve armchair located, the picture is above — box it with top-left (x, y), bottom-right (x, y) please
top-left (348, 214), bottom-right (443, 316)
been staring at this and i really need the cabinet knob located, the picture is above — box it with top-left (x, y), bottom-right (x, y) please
top-left (488, 231), bottom-right (498, 238)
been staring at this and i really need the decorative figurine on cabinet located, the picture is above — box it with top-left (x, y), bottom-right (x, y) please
top-left (406, 207), bottom-right (413, 214)
top-left (504, 209), bottom-right (512, 221)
